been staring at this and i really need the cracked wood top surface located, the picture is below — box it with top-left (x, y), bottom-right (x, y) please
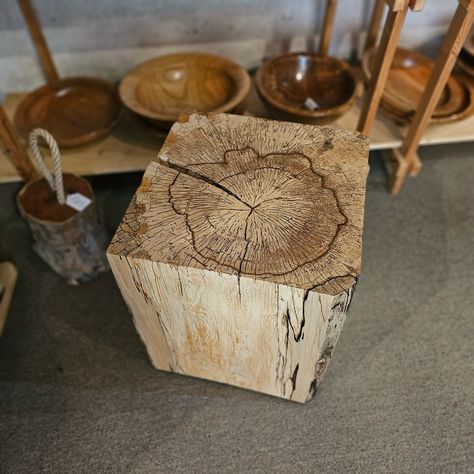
top-left (108, 113), bottom-right (369, 295)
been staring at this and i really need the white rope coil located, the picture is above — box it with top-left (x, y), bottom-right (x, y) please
top-left (29, 128), bottom-right (66, 205)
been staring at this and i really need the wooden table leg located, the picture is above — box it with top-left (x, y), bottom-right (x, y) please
top-left (319, 0), bottom-right (338, 56)
top-left (357, 0), bottom-right (410, 136)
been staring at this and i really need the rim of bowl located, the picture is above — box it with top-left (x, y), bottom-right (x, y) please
top-left (361, 46), bottom-right (435, 83)
top-left (255, 52), bottom-right (359, 118)
top-left (119, 52), bottom-right (251, 121)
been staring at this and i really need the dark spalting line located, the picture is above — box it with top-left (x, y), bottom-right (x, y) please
top-left (276, 291), bottom-right (291, 394)
top-left (160, 145), bottom-right (356, 288)
top-left (289, 363), bottom-right (300, 398)
top-left (286, 304), bottom-right (305, 343)
top-left (176, 267), bottom-right (184, 296)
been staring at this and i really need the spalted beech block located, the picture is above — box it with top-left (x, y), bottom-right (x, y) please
top-left (107, 113), bottom-right (369, 402)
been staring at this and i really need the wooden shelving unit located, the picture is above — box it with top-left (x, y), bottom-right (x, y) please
top-left (0, 0), bottom-right (472, 186)
top-left (1, 86), bottom-right (474, 183)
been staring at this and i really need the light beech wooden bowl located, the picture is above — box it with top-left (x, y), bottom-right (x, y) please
top-left (119, 53), bottom-right (251, 129)
top-left (255, 53), bottom-right (359, 125)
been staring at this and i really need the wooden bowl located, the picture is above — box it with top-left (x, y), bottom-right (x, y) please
top-left (362, 47), bottom-right (458, 116)
top-left (14, 77), bottom-right (122, 147)
top-left (119, 53), bottom-right (251, 129)
top-left (255, 53), bottom-right (359, 125)
top-left (380, 75), bottom-right (474, 125)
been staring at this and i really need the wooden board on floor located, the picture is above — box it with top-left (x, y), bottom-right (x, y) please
top-left (1, 86), bottom-right (474, 183)
top-left (0, 262), bottom-right (18, 336)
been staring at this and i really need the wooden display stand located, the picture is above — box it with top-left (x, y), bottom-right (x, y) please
top-left (108, 113), bottom-right (369, 402)
top-left (388, 0), bottom-right (474, 194)
top-left (357, 0), bottom-right (424, 136)
top-left (319, 0), bottom-right (338, 55)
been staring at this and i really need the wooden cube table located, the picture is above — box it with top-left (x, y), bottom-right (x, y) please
top-left (108, 113), bottom-right (369, 402)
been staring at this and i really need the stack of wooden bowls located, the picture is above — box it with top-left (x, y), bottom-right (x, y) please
top-left (457, 29), bottom-right (474, 79)
top-left (119, 53), bottom-right (251, 134)
top-left (255, 53), bottom-right (360, 125)
top-left (363, 47), bottom-right (474, 125)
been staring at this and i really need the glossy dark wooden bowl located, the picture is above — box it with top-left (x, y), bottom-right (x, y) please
top-left (255, 53), bottom-right (359, 125)
top-left (362, 47), bottom-right (458, 117)
top-left (14, 77), bottom-right (122, 147)
top-left (119, 53), bottom-right (251, 130)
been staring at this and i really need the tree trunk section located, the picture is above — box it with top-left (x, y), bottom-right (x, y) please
top-left (108, 113), bottom-right (369, 402)
top-left (18, 174), bottom-right (109, 284)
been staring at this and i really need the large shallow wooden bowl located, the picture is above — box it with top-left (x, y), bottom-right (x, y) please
top-left (119, 53), bottom-right (251, 129)
top-left (255, 53), bottom-right (358, 125)
top-left (362, 47), bottom-right (459, 116)
top-left (380, 75), bottom-right (474, 125)
top-left (14, 77), bottom-right (122, 147)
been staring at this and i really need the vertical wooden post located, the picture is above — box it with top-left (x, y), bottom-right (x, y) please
top-left (18, 0), bottom-right (60, 86)
top-left (389, 0), bottom-right (473, 195)
top-left (357, 0), bottom-right (410, 136)
top-left (0, 106), bottom-right (38, 182)
top-left (319, 0), bottom-right (338, 55)
top-left (364, 0), bottom-right (386, 53)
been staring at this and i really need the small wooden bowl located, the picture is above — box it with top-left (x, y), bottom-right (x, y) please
top-left (362, 47), bottom-right (459, 116)
top-left (14, 77), bottom-right (122, 147)
top-left (119, 53), bottom-right (251, 130)
top-left (255, 53), bottom-right (359, 125)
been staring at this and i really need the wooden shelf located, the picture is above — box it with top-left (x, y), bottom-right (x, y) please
top-left (0, 93), bottom-right (164, 183)
top-left (1, 86), bottom-right (474, 183)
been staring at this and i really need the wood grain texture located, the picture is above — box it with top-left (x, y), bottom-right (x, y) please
top-left (109, 113), bottom-right (369, 295)
top-left (255, 53), bottom-right (359, 125)
top-left (119, 53), bottom-right (251, 130)
top-left (108, 113), bottom-right (369, 401)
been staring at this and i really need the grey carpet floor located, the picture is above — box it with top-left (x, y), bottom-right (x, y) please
top-left (0, 143), bottom-right (473, 473)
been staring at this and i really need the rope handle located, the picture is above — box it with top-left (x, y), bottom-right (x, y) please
top-left (29, 128), bottom-right (66, 205)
